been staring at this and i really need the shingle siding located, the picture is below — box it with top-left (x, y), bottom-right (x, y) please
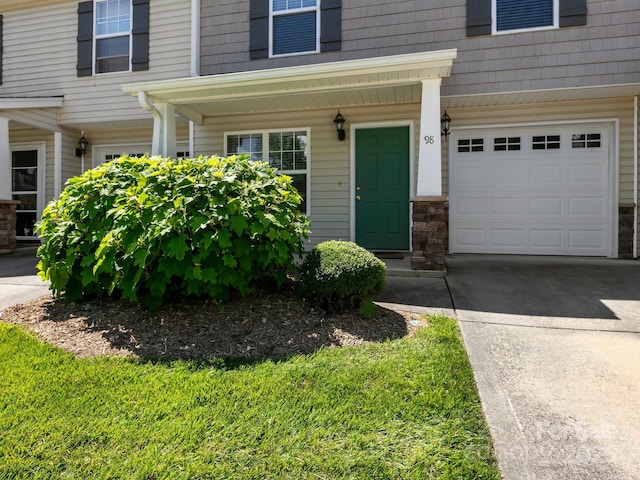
top-left (200, 0), bottom-right (640, 96)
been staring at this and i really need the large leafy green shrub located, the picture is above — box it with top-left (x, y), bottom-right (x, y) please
top-left (36, 155), bottom-right (310, 309)
top-left (299, 240), bottom-right (386, 313)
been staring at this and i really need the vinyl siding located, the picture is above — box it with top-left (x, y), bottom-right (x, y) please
top-left (199, 0), bottom-right (640, 97)
top-left (1, 0), bottom-right (192, 126)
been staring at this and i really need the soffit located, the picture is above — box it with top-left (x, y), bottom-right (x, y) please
top-left (443, 83), bottom-right (640, 109)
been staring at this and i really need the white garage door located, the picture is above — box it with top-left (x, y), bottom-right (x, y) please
top-left (450, 124), bottom-right (612, 256)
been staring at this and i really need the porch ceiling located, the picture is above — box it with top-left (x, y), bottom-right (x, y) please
top-left (121, 50), bottom-right (457, 120)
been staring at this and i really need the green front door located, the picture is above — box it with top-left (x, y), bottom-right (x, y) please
top-left (355, 126), bottom-right (410, 250)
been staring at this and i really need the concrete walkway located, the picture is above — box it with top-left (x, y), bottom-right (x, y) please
top-left (0, 247), bottom-right (50, 313)
top-left (2, 249), bottom-right (639, 479)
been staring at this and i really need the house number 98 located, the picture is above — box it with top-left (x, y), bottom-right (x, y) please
top-left (424, 135), bottom-right (435, 144)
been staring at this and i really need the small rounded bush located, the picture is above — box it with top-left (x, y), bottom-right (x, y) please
top-left (299, 240), bottom-right (386, 312)
top-left (36, 154), bottom-right (310, 309)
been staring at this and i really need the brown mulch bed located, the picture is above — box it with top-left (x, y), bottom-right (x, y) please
top-left (1, 291), bottom-right (426, 361)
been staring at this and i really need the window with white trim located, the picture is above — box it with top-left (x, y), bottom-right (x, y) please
top-left (226, 129), bottom-right (310, 215)
top-left (494, 0), bottom-right (556, 33)
top-left (95, 0), bottom-right (131, 73)
top-left (271, 0), bottom-right (319, 56)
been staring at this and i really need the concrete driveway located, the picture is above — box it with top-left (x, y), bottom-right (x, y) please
top-left (445, 255), bottom-right (640, 480)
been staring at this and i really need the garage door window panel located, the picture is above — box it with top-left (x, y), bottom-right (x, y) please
top-left (494, 137), bottom-right (521, 151)
top-left (532, 135), bottom-right (560, 150)
top-left (458, 138), bottom-right (484, 153)
top-left (572, 133), bottom-right (601, 149)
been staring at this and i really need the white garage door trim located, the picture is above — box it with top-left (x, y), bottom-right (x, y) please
top-left (449, 121), bottom-right (618, 257)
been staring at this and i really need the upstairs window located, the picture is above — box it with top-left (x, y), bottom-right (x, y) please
top-left (95, 0), bottom-right (131, 73)
top-left (250, 0), bottom-right (341, 60)
top-left (77, 0), bottom-right (149, 77)
top-left (272, 0), bottom-right (318, 56)
top-left (495, 0), bottom-right (556, 33)
top-left (467, 0), bottom-right (586, 37)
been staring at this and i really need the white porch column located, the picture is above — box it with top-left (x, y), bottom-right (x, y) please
top-left (157, 102), bottom-right (177, 158)
top-left (0, 116), bottom-right (11, 199)
top-left (416, 79), bottom-right (444, 196)
top-left (137, 92), bottom-right (177, 158)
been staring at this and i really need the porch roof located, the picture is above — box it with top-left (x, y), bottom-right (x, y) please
top-left (121, 50), bottom-right (458, 123)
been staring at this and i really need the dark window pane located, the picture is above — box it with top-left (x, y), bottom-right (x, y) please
top-left (12, 150), bottom-right (37, 168)
top-left (282, 152), bottom-right (294, 170)
top-left (269, 152), bottom-right (282, 169)
top-left (96, 35), bottom-right (130, 73)
top-left (289, 173), bottom-right (307, 213)
top-left (12, 194), bottom-right (37, 211)
top-left (294, 151), bottom-right (307, 169)
top-left (12, 169), bottom-right (37, 192)
top-left (497, 0), bottom-right (553, 31)
top-left (16, 212), bottom-right (37, 237)
top-left (273, 11), bottom-right (316, 55)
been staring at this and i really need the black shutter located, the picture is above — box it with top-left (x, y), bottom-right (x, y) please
top-left (132, 0), bottom-right (150, 71)
top-left (76, 1), bottom-right (93, 77)
top-left (0, 15), bottom-right (3, 85)
top-left (466, 0), bottom-right (492, 36)
top-left (559, 0), bottom-right (587, 27)
top-left (320, 0), bottom-right (341, 52)
top-left (249, 0), bottom-right (269, 59)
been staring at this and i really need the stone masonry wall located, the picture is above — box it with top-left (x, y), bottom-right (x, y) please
top-left (618, 204), bottom-right (635, 259)
top-left (0, 200), bottom-right (19, 254)
top-left (411, 197), bottom-right (448, 270)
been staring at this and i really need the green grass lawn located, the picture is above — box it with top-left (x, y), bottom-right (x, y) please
top-left (0, 316), bottom-right (499, 480)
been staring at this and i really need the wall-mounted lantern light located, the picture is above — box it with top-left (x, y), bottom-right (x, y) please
top-left (333, 111), bottom-right (346, 141)
top-left (441, 110), bottom-right (451, 137)
top-left (76, 132), bottom-right (89, 157)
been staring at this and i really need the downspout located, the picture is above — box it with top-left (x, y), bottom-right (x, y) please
top-left (190, 0), bottom-right (201, 158)
top-left (189, 121), bottom-right (195, 158)
top-left (634, 96), bottom-right (638, 258)
top-left (191, 0), bottom-right (201, 78)
top-left (137, 91), bottom-right (162, 156)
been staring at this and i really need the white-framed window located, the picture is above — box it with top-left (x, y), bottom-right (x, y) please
top-left (225, 129), bottom-right (310, 215)
top-left (94, 0), bottom-right (131, 73)
top-left (270, 0), bottom-right (319, 57)
top-left (493, 0), bottom-right (558, 34)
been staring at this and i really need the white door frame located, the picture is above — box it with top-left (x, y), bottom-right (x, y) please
top-left (10, 141), bottom-right (46, 240)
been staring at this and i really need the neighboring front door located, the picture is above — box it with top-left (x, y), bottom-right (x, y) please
top-left (11, 147), bottom-right (43, 240)
top-left (355, 126), bottom-right (410, 250)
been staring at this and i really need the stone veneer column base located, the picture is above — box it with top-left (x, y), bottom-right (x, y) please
top-left (411, 196), bottom-right (448, 270)
top-left (0, 200), bottom-right (20, 254)
top-left (618, 204), bottom-right (635, 259)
